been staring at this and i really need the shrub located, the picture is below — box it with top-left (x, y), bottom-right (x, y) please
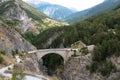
top-left (12, 71), bottom-right (26, 80)
top-left (0, 56), bottom-right (4, 64)
top-left (12, 49), bottom-right (19, 57)
top-left (0, 50), bottom-right (6, 55)
top-left (81, 47), bottom-right (88, 55)
top-left (98, 61), bottom-right (116, 76)
top-left (88, 61), bottom-right (116, 76)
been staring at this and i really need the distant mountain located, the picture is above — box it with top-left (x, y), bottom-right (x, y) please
top-left (65, 0), bottom-right (120, 24)
top-left (30, 2), bottom-right (76, 21)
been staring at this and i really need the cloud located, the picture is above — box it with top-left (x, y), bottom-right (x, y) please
top-left (23, 0), bottom-right (104, 11)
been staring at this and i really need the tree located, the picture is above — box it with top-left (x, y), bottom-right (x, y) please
top-left (11, 71), bottom-right (26, 80)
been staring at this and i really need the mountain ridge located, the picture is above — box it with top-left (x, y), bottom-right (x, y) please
top-left (65, 0), bottom-right (120, 24)
top-left (29, 2), bottom-right (76, 21)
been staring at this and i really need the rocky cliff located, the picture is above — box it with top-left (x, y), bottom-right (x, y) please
top-left (0, 0), bottom-right (40, 33)
top-left (0, 0), bottom-right (68, 56)
top-left (0, 21), bottom-right (36, 56)
top-left (14, 53), bottom-right (43, 74)
top-left (56, 52), bottom-right (120, 80)
top-left (0, 0), bottom-right (68, 34)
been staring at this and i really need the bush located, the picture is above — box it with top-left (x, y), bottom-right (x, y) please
top-left (12, 49), bottom-right (19, 57)
top-left (0, 56), bottom-right (4, 64)
top-left (98, 61), bottom-right (116, 76)
top-left (88, 61), bottom-right (116, 76)
top-left (12, 71), bottom-right (26, 80)
top-left (0, 50), bottom-right (6, 55)
top-left (86, 61), bottom-right (98, 73)
top-left (81, 47), bottom-right (88, 55)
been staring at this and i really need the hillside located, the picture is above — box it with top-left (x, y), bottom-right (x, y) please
top-left (34, 4), bottom-right (120, 48)
top-left (65, 0), bottom-right (120, 24)
top-left (0, 18), bottom-right (36, 56)
top-left (30, 2), bottom-right (76, 21)
top-left (18, 0), bottom-right (69, 30)
top-left (0, 0), bottom-right (67, 34)
top-left (0, 0), bottom-right (70, 56)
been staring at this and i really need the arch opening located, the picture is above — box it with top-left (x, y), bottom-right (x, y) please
top-left (41, 53), bottom-right (64, 75)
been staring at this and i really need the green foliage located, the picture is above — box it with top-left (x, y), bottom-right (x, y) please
top-left (0, 0), bottom-right (16, 14)
top-left (19, 0), bottom-right (47, 20)
top-left (4, 19), bottom-right (20, 27)
top-left (12, 71), bottom-right (26, 80)
top-left (22, 8), bottom-right (43, 22)
top-left (80, 47), bottom-right (88, 55)
top-left (22, 31), bottom-right (36, 44)
top-left (98, 61), bottom-right (116, 76)
top-left (19, 0), bottom-right (47, 27)
top-left (0, 17), bottom-right (19, 28)
top-left (86, 61), bottom-right (98, 73)
top-left (24, 5), bottom-right (120, 51)
top-left (12, 49), bottom-right (19, 57)
top-left (29, 26), bottom-right (79, 49)
top-left (0, 50), bottom-right (6, 55)
top-left (42, 53), bottom-right (64, 75)
top-left (24, 5), bottom-right (120, 76)
top-left (88, 61), bottom-right (116, 76)
top-left (0, 55), bottom-right (4, 64)
top-left (93, 38), bottom-right (120, 62)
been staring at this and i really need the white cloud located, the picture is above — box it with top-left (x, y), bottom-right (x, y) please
top-left (23, 0), bottom-right (104, 11)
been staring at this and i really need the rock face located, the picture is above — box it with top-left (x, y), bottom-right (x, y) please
top-left (0, 0), bottom-right (39, 33)
top-left (0, 22), bottom-right (36, 56)
top-left (14, 53), bottom-right (43, 75)
top-left (0, 0), bottom-right (10, 3)
top-left (56, 53), bottom-right (120, 80)
top-left (0, 0), bottom-right (68, 34)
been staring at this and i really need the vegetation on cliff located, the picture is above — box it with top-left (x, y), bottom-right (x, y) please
top-left (24, 5), bottom-right (120, 76)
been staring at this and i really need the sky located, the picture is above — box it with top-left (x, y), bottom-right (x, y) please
top-left (23, 0), bottom-right (104, 11)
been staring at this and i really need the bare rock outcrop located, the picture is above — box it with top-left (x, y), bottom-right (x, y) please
top-left (14, 53), bottom-right (43, 75)
top-left (0, 23), bottom-right (36, 56)
top-left (0, 0), bottom-right (39, 33)
top-left (57, 53), bottom-right (120, 80)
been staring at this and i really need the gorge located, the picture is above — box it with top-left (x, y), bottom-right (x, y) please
top-left (1, 0), bottom-right (120, 80)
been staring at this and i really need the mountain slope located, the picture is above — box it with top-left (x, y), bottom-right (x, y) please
top-left (26, 4), bottom-right (120, 49)
top-left (30, 2), bottom-right (76, 21)
top-left (0, 18), bottom-right (36, 56)
top-left (0, 0), bottom-right (69, 56)
top-left (65, 0), bottom-right (120, 24)
top-left (0, 0), bottom-right (67, 34)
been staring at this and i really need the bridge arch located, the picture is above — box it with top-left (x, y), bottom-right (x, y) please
top-left (41, 52), bottom-right (64, 62)
top-left (28, 48), bottom-right (77, 63)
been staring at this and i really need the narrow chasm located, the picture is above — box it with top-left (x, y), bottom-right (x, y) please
top-left (41, 53), bottom-right (64, 75)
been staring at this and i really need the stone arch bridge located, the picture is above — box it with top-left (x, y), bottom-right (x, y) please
top-left (28, 48), bottom-right (79, 63)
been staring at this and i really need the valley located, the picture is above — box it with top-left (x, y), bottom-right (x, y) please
top-left (0, 0), bottom-right (120, 80)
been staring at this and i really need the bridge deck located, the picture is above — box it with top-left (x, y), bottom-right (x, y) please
top-left (28, 48), bottom-right (72, 54)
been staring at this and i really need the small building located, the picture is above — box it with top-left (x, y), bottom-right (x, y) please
top-left (71, 41), bottom-right (86, 49)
